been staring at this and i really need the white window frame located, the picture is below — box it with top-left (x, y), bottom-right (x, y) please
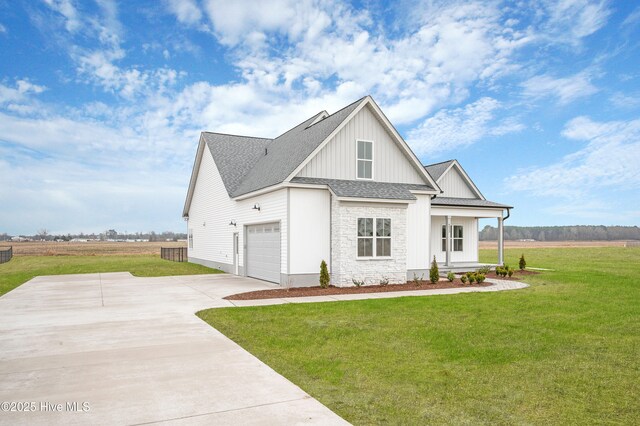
top-left (356, 139), bottom-right (374, 180)
top-left (441, 224), bottom-right (463, 252)
top-left (357, 217), bottom-right (392, 258)
top-left (188, 228), bottom-right (193, 249)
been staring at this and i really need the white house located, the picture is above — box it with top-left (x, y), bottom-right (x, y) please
top-left (183, 96), bottom-right (511, 287)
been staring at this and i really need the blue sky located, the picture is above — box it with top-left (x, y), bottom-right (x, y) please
top-left (1, 0), bottom-right (639, 235)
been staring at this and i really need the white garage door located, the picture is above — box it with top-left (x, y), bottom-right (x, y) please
top-left (246, 222), bottom-right (281, 283)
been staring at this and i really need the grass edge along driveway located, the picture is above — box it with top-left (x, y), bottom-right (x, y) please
top-left (0, 255), bottom-right (222, 297)
top-left (198, 247), bottom-right (640, 425)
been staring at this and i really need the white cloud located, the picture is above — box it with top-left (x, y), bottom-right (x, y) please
top-left (505, 116), bottom-right (640, 198)
top-left (406, 97), bottom-right (524, 156)
top-left (539, 0), bottom-right (611, 45)
top-left (622, 6), bottom-right (640, 27)
top-left (165, 0), bottom-right (203, 26)
top-left (610, 92), bottom-right (640, 109)
top-left (521, 71), bottom-right (598, 105)
top-left (43, 0), bottom-right (81, 32)
top-left (0, 24), bottom-right (6, 34)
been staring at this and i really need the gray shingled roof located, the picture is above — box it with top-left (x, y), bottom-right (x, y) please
top-left (203, 133), bottom-right (271, 196)
top-left (424, 160), bottom-right (454, 181)
top-left (223, 97), bottom-right (367, 197)
top-left (431, 197), bottom-right (512, 209)
top-left (291, 177), bottom-right (434, 200)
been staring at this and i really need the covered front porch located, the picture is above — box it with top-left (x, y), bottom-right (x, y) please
top-left (430, 201), bottom-right (510, 270)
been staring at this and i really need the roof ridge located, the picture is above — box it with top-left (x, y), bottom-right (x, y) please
top-left (424, 159), bottom-right (455, 167)
top-left (305, 96), bottom-right (368, 130)
top-left (202, 131), bottom-right (272, 141)
top-left (273, 111), bottom-right (326, 140)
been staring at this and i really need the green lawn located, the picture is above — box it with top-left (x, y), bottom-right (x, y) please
top-left (198, 247), bottom-right (640, 425)
top-left (0, 255), bottom-right (221, 297)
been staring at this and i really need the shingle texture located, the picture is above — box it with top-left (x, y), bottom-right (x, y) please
top-left (291, 177), bottom-right (434, 200)
top-left (431, 197), bottom-right (512, 209)
top-left (424, 160), bottom-right (454, 181)
top-left (206, 97), bottom-right (367, 198)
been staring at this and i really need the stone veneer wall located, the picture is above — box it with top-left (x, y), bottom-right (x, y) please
top-left (330, 197), bottom-right (407, 287)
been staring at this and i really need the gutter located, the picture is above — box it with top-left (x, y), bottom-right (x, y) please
top-left (431, 190), bottom-right (444, 200)
top-left (504, 207), bottom-right (511, 221)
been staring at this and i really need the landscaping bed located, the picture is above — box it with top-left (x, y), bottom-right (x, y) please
top-left (225, 279), bottom-right (492, 300)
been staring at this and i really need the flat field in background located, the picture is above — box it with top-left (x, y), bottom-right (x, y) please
top-left (2, 241), bottom-right (186, 256)
top-left (199, 247), bottom-right (640, 425)
top-left (479, 240), bottom-right (630, 248)
top-left (1, 240), bottom-right (630, 257)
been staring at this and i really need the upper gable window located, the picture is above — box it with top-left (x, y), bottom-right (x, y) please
top-left (356, 140), bottom-right (373, 180)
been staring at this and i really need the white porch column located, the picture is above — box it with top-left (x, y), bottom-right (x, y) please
top-left (445, 215), bottom-right (452, 267)
top-left (498, 216), bottom-right (504, 266)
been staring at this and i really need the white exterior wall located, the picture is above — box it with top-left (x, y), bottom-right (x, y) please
top-left (406, 194), bottom-right (431, 270)
top-left (187, 148), bottom-right (288, 278)
top-left (331, 198), bottom-right (407, 287)
top-left (297, 105), bottom-right (425, 184)
top-left (430, 216), bottom-right (478, 263)
top-left (289, 188), bottom-right (331, 275)
top-left (439, 167), bottom-right (477, 198)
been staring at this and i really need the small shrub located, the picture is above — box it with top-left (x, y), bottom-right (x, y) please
top-left (352, 278), bottom-right (365, 288)
top-left (413, 272), bottom-right (424, 286)
top-left (496, 266), bottom-right (507, 277)
top-left (447, 272), bottom-right (455, 282)
top-left (379, 276), bottom-right (389, 286)
top-left (460, 274), bottom-right (468, 285)
top-left (476, 273), bottom-right (485, 283)
top-left (519, 254), bottom-right (526, 270)
top-left (429, 256), bottom-right (439, 284)
top-left (508, 268), bottom-right (514, 277)
top-left (477, 265), bottom-right (491, 275)
top-left (319, 260), bottom-right (330, 288)
top-left (468, 273), bottom-right (477, 284)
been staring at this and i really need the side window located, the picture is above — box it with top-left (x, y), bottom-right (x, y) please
top-left (356, 140), bottom-right (373, 179)
top-left (188, 228), bottom-right (193, 249)
top-left (357, 218), bottom-right (373, 257)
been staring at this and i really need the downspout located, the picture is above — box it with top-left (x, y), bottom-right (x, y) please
top-left (504, 208), bottom-right (511, 221)
top-left (329, 192), bottom-right (333, 284)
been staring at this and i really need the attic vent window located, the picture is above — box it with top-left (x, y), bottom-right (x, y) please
top-left (356, 140), bottom-right (373, 180)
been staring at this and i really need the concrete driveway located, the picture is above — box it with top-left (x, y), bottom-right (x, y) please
top-left (0, 273), bottom-right (348, 425)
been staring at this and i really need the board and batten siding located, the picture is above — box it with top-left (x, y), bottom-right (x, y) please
top-left (187, 146), bottom-right (288, 277)
top-left (406, 194), bottom-right (431, 271)
top-left (430, 216), bottom-right (479, 263)
top-left (438, 167), bottom-right (477, 198)
top-left (297, 105), bottom-right (425, 184)
top-left (288, 188), bottom-right (331, 275)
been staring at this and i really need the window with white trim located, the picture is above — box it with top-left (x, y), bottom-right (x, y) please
top-left (356, 140), bottom-right (373, 179)
top-left (441, 225), bottom-right (463, 252)
top-left (188, 228), bottom-right (193, 249)
top-left (358, 218), bottom-right (391, 257)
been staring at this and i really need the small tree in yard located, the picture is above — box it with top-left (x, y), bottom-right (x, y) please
top-left (429, 256), bottom-right (439, 284)
top-left (519, 254), bottom-right (527, 270)
top-left (319, 260), bottom-right (330, 288)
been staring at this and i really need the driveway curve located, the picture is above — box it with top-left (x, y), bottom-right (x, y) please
top-left (0, 273), bottom-right (349, 425)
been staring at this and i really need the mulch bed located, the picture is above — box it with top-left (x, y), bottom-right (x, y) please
top-left (483, 269), bottom-right (540, 280)
top-left (225, 279), bottom-right (492, 300)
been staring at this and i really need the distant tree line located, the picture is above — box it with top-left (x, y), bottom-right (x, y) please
top-left (0, 230), bottom-right (187, 242)
top-left (480, 225), bottom-right (640, 241)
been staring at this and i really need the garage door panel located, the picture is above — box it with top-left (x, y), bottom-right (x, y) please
top-left (246, 223), bottom-right (281, 284)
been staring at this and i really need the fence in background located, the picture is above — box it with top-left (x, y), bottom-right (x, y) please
top-left (161, 247), bottom-right (187, 262)
top-left (625, 241), bottom-right (640, 247)
top-left (0, 246), bottom-right (12, 264)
